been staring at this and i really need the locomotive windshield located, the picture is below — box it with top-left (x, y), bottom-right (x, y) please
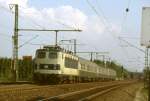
top-left (49, 52), bottom-right (57, 58)
top-left (37, 51), bottom-right (46, 58)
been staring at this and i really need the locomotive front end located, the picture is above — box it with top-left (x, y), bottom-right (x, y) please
top-left (33, 46), bottom-right (62, 83)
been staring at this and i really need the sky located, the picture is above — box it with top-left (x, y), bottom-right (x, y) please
top-left (0, 0), bottom-right (150, 72)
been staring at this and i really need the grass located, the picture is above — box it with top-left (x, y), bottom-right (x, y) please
top-left (140, 87), bottom-right (148, 101)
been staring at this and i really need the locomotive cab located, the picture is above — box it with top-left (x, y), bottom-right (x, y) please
top-left (34, 45), bottom-right (62, 74)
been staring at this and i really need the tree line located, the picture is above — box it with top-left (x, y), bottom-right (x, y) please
top-left (94, 59), bottom-right (129, 79)
top-left (0, 57), bottom-right (34, 82)
top-left (0, 57), bottom-right (131, 82)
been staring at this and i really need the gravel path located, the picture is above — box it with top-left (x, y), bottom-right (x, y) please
top-left (134, 87), bottom-right (148, 101)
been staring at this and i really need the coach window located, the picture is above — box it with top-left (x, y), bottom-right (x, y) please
top-left (37, 51), bottom-right (46, 58)
top-left (49, 52), bottom-right (57, 58)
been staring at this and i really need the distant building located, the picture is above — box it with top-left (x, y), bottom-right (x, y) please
top-left (22, 56), bottom-right (32, 61)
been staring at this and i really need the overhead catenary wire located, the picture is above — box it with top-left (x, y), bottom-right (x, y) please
top-left (119, 0), bottom-right (144, 69)
top-left (18, 35), bottom-right (39, 48)
top-left (95, 0), bottom-right (112, 26)
top-left (119, 4), bottom-right (130, 58)
top-left (86, 0), bottom-right (129, 62)
top-left (118, 37), bottom-right (145, 53)
top-left (86, 0), bottom-right (144, 68)
top-left (119, 0), bottom-right (133, 55)
top-left (86, 0), bottom-right (107, 29)
top-left (119, 36), bottom-right (140, 39)
top-left (118, 0), bottom-right (144, 64)
top-left (82, 0), bottom-right (107, 53)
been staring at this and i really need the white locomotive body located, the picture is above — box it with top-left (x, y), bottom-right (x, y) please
top-left (33, 45), bottom-right (116, 83)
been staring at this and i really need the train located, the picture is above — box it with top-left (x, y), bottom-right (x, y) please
top-left (33, 45), bottom-right (116, 84)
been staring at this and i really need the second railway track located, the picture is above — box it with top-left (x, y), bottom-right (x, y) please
top-left (38, 81), bottom-right (136, 101)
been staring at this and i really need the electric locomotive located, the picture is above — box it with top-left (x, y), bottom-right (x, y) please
top-left (33, 45), bottom-right (116, 84)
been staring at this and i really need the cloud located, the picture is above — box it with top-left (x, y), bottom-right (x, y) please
top-left (0, 0), bottom-right (120, 53)
top-left (0, 0), bottom-right (105, 30)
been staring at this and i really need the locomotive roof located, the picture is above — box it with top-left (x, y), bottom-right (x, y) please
top-left (37, 45), bottom-right (74, 54)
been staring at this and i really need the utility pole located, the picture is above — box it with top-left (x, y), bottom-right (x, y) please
top-left (10, 4), bottom-right (19, 81)
top-left (146, 47), bottom-right (150, 101)
top-left (121, 66), bottom-right (124, 80)
top-left (55, 31), bottom-right (58, 46)
top-left (74, 39), bottom-right (77, 55)
top-left (90, 52), bottom-right (93, 61)
top-left (149, 63), bottom-right (150, 101)
top-left (141, 7), bottom-right (150, 101)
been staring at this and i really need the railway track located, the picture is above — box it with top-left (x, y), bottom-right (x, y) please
top-left (38, 81), bottom-right (136, 101)
top-left (0, 80), bottom-right (137, 101)
top-left (0, 81), bottom-right (118, 93)
top-left (0, 84), bottom-right (56, 94)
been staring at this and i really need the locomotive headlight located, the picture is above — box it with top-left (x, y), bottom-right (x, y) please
top-left (44, 65), bottom-right (49, 69)
top-left (54, 64), bottom-right (60, 70)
